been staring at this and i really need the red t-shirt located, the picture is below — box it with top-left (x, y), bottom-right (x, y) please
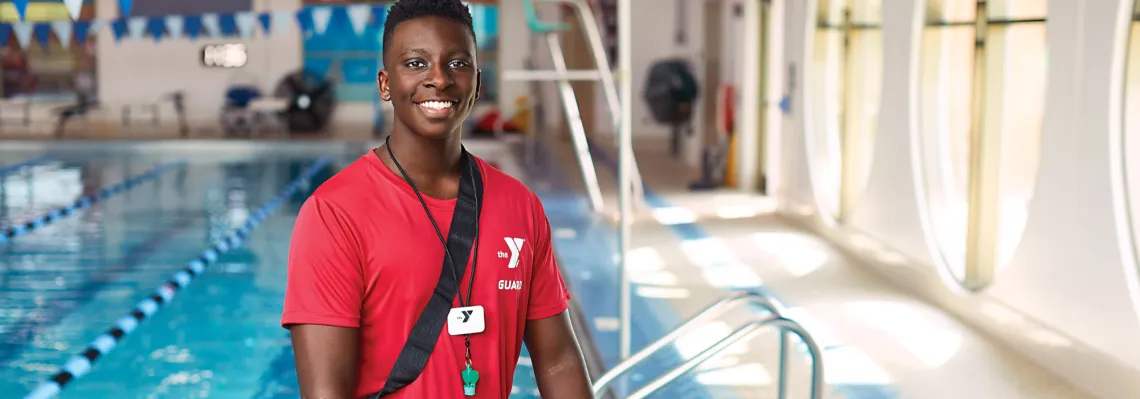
top-left (281, 151), bottom-right (571, 398)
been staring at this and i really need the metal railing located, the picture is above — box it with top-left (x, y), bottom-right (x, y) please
top-left (591, 290), bottom-right (824, 399)
top-left (507, 0), bottom-right (646, 214)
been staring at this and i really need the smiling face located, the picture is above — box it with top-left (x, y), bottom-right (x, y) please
top-left (379, 15), bottom-right (481, 140)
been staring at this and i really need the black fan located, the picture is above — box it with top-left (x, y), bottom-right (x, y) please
top-left (643, 59), bottom-right (699, 125)
top-left (274, 69), bottom-right (337, 133)
top-left (643, 59), bottom-right (700, 157)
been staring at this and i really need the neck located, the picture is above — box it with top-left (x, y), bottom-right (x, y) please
top-left (379, 129), bottom-right (464, 183)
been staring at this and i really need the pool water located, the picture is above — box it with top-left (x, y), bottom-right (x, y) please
top-left (0, 146), bottom-right (554, 399)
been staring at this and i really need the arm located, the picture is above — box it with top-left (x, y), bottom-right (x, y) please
top-left (524, 197), bottom-right (594, 397)
top-left (525, 312), bottom-right (594, 398)
top-left (290, 325), bottom-right (360, 399)
top-left (281, 196), bottom-right (366, 399)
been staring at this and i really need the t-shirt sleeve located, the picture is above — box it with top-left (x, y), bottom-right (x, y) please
top-left (527, 197), bottom-right (572, 320)
top-left (281, 195), bottom-right (365, 329)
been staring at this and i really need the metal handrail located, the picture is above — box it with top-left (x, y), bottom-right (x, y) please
top-left (591, 290), bottom-right (789, 395)
top-left (626, 317), bottom-right (825, 399)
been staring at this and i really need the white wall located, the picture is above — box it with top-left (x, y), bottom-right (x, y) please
top-left (774, 0), bottom-right (1140, 398)
top-left (94, 0), bottom-right (302, 129)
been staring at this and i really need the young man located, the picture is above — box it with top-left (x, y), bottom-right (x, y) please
top-left (280, 0), bottom-right (594, 398)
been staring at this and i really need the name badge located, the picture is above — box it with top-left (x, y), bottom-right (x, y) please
top-left (447, 305), bottom-right (486, 336)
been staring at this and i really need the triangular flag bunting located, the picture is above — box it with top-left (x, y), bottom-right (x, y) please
top-left (53, 22), bottom-right (73, 49)
top-left (165, 15), bottom-right (184, 40)
top-left (311, 7), bottom-right (333, 35)
top-left (127, 17), bottom-right (147, 40)
top-left (110, 19), bottom-right (128, 42)
top-left (88, 20), bottom-right (106, 37)
top-left (118, 0), bottom-right (134, 16)
top-left (258, 13), bottom-right (272, 35)
top-left (275, 11), bottom-right (296, 35)
top-left (235, 12), bottom-right (257, 38)
top-left (183, 16), bottom-right (202, 40)
top-left (295, 9), bottom-right (313, 34)
top-left (73, 21), bottom-right (90, 47)
top-left (347, 5), bottom-right (371, 36)
top-left (0, 25), bottom-right (10, 48)
top-left (219, 14), bottom-right (237, 37)
top-left (11, 0), bottom-right (28, 21)
top-left (32, 23), bottom-right (51, 49)
top-left (63, 0), bottom-right (84, 21)
top-left (12, 22), bottom-right (33, 49)
top-left (146, 17), bottom-right (166, 42)
top-left (201, 13), bottom-right (221, 38)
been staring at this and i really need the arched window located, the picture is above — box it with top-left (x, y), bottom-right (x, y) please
top-left (1124, 1), bottom-right (1140, 280)
top-left (810, 0), bottom-right (883, 222)
top-left (918, 0), bottom-right (1046, 290)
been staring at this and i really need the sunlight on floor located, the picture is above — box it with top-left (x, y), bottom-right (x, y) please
top-left (752, 231), bottom-right (832, 276)
top-left (844, 301), bottom-right (963, 368)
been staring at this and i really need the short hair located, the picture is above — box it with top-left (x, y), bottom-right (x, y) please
top-left (382, 0), bottom-right (476, 58)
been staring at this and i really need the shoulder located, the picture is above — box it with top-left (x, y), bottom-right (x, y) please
top-left (476, 156), bottom-right (544, 210)
top-left (299, 153), bottom-right (379, 223)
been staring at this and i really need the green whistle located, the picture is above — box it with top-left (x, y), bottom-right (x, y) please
top-left (461, 364), bottom-right (479, 396)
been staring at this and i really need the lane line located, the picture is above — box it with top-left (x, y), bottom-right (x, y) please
top-left (0, 156), bottom-right (53, 177)
top-left (0, 161), bottom-right (185, 245)
top-left (0, 213), bottom-right (198, 364)
top-left (22, 157), bottom-right (332, 399)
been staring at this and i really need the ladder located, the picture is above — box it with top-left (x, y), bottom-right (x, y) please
top-left (503, 0), bottom-right (644, 214)
top-left (591, 290), bottom-right (825, 399)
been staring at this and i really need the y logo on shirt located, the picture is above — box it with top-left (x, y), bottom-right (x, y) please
top-left (499, 237), bottom-right (526, 269)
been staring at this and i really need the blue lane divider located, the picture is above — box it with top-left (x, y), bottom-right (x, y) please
top-left (0, 161), bottom-right (186, 246)
top-left (23, 157), bottom-right (332, 399)
top-left (0, 155), bottom-right (53, 177)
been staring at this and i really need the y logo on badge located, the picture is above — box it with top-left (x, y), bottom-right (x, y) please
top-left (503, 237), bottom-right (525, 268)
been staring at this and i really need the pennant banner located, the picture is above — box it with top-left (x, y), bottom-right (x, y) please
top-left (0, 3), bottom-right (498, 50)
top-left (118, 0), bottom-right (134, 17)
top-left (32, 23), bottom-right (51, 49)
top-left (51, 22), bottom-right (73, 49)
top-left (165, 15), bottom-right (184, 40)
top-left (347, 5), bottom-right (371, 36)
top-left (63, 0), bottom-right (84, 21)
top-left (11, 0), bottom-right (28, 22)
top-left (311, 7), bottom-right (333, 36)
top-left (12, 22), bottom-right (32, 49)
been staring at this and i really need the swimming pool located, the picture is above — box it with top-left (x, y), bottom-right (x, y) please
top-left (0, 141), bottom-right (556, 399)
top-left (0, 139), bottom-right (733, 399)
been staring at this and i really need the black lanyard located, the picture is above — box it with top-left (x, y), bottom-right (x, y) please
top-left (372, 137), bottom-right (486, 398)
top-left (385, 135), bottom-right (481, 308)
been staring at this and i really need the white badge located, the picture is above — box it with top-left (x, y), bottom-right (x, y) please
top-left (447, 305), bottom-right (486, 336)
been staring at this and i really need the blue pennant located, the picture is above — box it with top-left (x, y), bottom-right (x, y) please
top-left (295, 9), bottom-right (314, 34)
top-left (73, 21), bottom-right (90, 47)
top-left (11, 0), bottom-right (28, 21)
top-left (111, 18), bottom-right (128, 42)
top-left (118, 0), bottom-right (134, 16)
top-left (219, 13), bottom-right (237, 37)
top-left (147, 17), bottom-right (166, 42)
top-left (0, 24), bottom-right (10, 47)
top-left (258, 12), bottom-right (272, 35)
top-left (32, 23), bottom-right (51, 49)
top-left (183, 15), bottom-right (202, 40)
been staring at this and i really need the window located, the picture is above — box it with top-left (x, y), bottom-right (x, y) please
top-left (917, 0), bottom-right (1046, 290)
top-left (1125, 1), bottom-right (1140, 279)
top-left (301, 1), bottom-right (500, 103)
top-left (809, 0), bottom-right (883, 221)
top-left (0, 1), bottom-right (97, 101)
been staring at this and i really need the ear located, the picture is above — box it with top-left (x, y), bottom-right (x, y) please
top-left (474, 69), bottom-right (483, 103)
top-left (378, 70), bottom-right (392, 102)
